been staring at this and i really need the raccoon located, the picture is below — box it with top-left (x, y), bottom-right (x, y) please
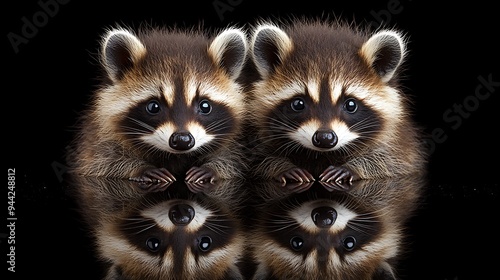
top-left (247, 19), bottom-right (428, 188)
top-left (66, 25), bottom-right (248, 184)
top-left (248, 176), bottom-right (425, 280)
top-left (69, 176), bottom-right (247, 280)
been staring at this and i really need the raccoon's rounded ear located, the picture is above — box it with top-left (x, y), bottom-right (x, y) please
top-left (100, 28), bottom-right (146, 82)
top-left (360, 30), bottom-right (406, 83)
top-left (250, 24), bottom-right (293, 79)
top-left (372, 261), bottom-right (397, 280)
top-left (209, 28), bottom-right (248, 80)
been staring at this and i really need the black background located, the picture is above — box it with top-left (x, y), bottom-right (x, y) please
top-left (3, 0), bottom-right (499, 279)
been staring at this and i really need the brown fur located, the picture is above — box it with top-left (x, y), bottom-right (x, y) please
top-left (69, 175), bottom-right (247, 280)
top-left (66, 25), bottom-right (248, 183)
top-left (247, 19), bottom-right (428, 184)
top-left (248, 175), bottom-right (425, 280)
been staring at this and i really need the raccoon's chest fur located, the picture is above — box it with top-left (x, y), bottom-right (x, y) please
top-left (285, 149), bottom-right (346, 177)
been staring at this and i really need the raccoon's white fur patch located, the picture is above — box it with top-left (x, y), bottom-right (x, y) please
top-left (140, 122), bottom-right (214, 154)
top-left (290, 200), bottom-right (357, 234)
top-left (291, 119), bottom-right (359, 152)
top-left (346, 84), bottom-right (403, 121)
top-left (161, 80), bottom-right (176, 106)
top-left (307, 79), bottom-right (320, 103)
top-left (254, 80), bottom-right (303, 110)
top-left (198, 79), bottom-right (245, 111)
top-left (260, 240), bottom-right (303, 267)
top-left (184, 77), bottom-right (198, 106)
top-left (142, 200), bottom-right (212, 233)
top-left (304, 250), bottom-right (318, 272)
top-left (98, 226), bottom-right (171, 268)
top-left (290, 119), bottom-right (321, 150)
top-left (330, 81), bottom-right (343, 104)
top-left (342, 231), bottom-right (400, 270)
top-left (331, 119), bottom-right (360, 150)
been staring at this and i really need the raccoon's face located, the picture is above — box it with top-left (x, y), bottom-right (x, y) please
top-left (251, 183), bottom-right (400, 280)
top-left (98, 197), bottom-right (245, 280)
top-left (96, 27), bottom-right (247, 155)
top-left (250, 22), bottom-right (407, 154)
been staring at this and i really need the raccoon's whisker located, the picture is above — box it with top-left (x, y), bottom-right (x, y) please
top-left (120, 128), bottom-right (149, 135)
top-left (121, 223), bottom-right (157, 234)
top-left (275, 142), bottom-right (302, 158)
top-left (266, 220), bottom-right (301, 232)
top-left (266, 115), bottom-right (298, 127)
top-left (204, 221), bottom-right (229, 235)
top-left (127, 140), bottom-right (163, 158)
top-left (253, 133), bottom-right (290, 149)
top-left (348, 118), bottom-right (378, 131)
top-left (205, 118), bottom-right (232, 132)
top-left (125, 117), bottom-right (156, 133)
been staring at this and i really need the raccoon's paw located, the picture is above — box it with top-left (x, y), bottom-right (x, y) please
top-left (277, 168), bottom-right (315, 186)
top-left (186, 181), bottom-right (217, 194)
top-left (129, 168), bottom-right (176, 184)
top-left (135, 181), bottom-right (171, 193)
top-left (319, 166), bottom-right (358, 191)
top-left (284, 181), bottom-right (315, 193)
top-left (185, 166), bottom-right (218, 184)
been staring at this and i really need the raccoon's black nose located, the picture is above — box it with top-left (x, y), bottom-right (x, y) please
top-left (169, 204), bottom-right (195, 225)
top-left (311, 206), bottom-right (337, 228)
top-left (169, 132), bottom-right (195, 151)
top-left (312, 130), bottom-right (337, 148)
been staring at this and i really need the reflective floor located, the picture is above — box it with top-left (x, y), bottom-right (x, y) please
top-left (10, 171), bottom-right (498, 279)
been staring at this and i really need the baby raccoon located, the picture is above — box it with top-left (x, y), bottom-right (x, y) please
top-left (66, 25), bottom-right (248, 184)
top-left (247, 19), bottom-right (427, 188)
top-left (248, 176), bottom-right (424, 280)
top-left (69, 176), bottom-right (247, 280)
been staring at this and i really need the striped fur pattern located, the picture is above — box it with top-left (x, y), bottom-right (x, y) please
top-left (247, 19), bottom-right (428, 185)
top-left (70, 176), bottom-right (247, 280)
top-left (66, 25), bottom-right (249, 184)
top-left (248, 176), bottom-right (424, 280)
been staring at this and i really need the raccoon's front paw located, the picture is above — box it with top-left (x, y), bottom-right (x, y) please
top-left (129, 167), bottom-right (176, 184)
top-left (277, 168), bottom-right (315, 186)
top-left (319, 166), bottom-right (358, 191)
top-left (134, 181), bottom-right (171, 193)
top-left (185, 166), bottom-right (218, 184)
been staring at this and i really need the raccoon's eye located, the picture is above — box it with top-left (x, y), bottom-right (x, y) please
top-left (199, 100), bottom-right (212, 115)
top-left (146, 237), bottom-right (161, 252)
top-left (343, 98), bottom-right (358, 113)
top-left (342, 236), bottom-right (356, 251)
top-left (290, 236), bottom-right (304, 251)
top-left (198, 236), bottom-right (212, 252)
top-left (291, 98), bottom-right (306, 112)
top-left (146, 100), bottom-right (161, 115)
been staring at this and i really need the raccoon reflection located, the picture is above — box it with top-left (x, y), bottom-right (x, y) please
top-left (248, 176), bottom-right (424, 280)
top-left (69, 176), bottom-right (247, 280)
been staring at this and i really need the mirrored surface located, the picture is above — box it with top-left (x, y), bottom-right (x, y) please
top-left (67, 174), bottom-right (426, 279)
top-left (68, 176), bottom-right (248, 279)
top-left (246, 176), bottom-right (425, 280)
